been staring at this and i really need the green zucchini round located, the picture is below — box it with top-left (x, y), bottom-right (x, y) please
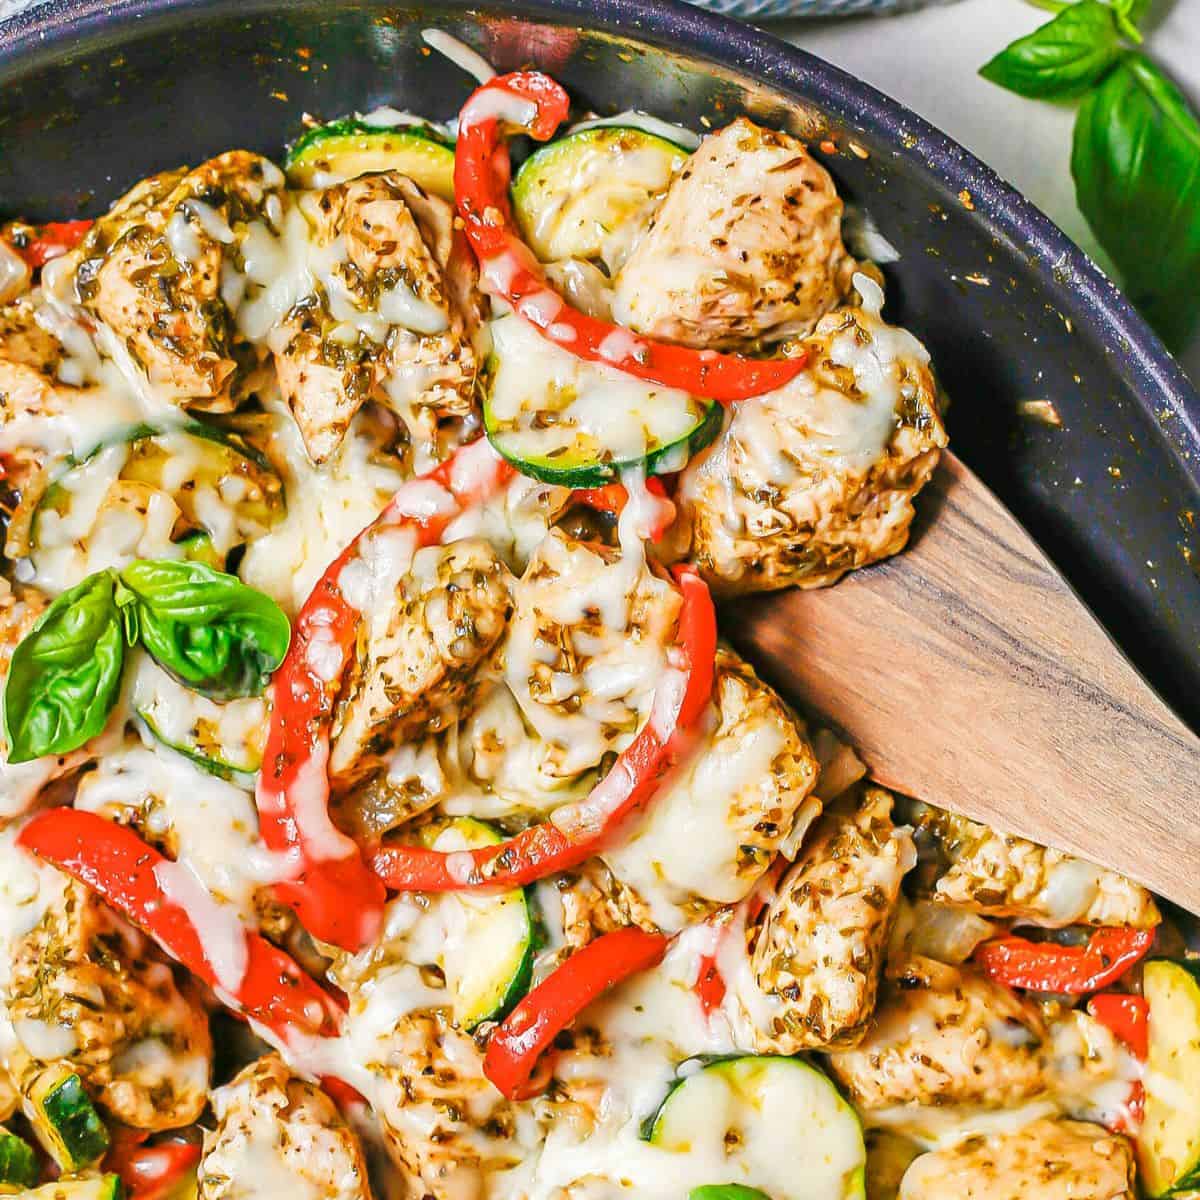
top-left (483, 315), bottom-right (723, 488)
top-left (512, 126), bottom-right (688, 265)
top-left (644, 1057), bottom-right (866, 1200)
top-left (286, 119), bottom-right (455, 200)
top-left (28, 421), bottom-right (284, 577)
top-left (420, 817), bottom-right (535, 1030)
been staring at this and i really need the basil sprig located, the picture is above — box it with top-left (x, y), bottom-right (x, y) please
top-left (3, 560), bottom-right (290, 763)
top-left (980, 0), bottom-right (1200, 350)
top-left (116, 559), bottom-right (291, 700)
top-left (3, 572), bottom-right (126, 764)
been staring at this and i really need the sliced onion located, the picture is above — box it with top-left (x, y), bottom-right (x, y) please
top-left (0, 240), bottom-right (31, 303)
top-left (909, 898), bottom-right (996, 964)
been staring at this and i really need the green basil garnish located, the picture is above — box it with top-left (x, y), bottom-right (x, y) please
top-left (688, 1187), bottom-right (771, 1200)
top-left (1072, 54), bottom-right (1200, 349)
top-left (3, 571), bottom-right (125, 763)
top-left (980, 1), bottom-right (1123, 100)
top-left (115, 559), bottom-right (291, 700)
top-left (980, 1), bottom-right (1200, 349)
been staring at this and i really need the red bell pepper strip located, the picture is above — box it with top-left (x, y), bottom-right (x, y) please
top-left (572, 478), bottom-right (676, 542)
top-left (17, 810), bottom-right (344, 1050)
top-left (1088, 992), bottom-right (1149, 1133)
top-left (5, 219), bottom-right (93, 269)
top-left (255, 438), bottom-right (515, 950)
top-left (974, 927), bottom-right (1155, 995)
top-left (370, 563), bottom-right (716, 893)
top-left (454, 72), bottom-right (806, 404)
top-left (484, 927), bottom-right (668, 1099)
top-left (694, 952), bottom-right (726, 1017)
top-left (108, 1136), bottom-right (201, 1200)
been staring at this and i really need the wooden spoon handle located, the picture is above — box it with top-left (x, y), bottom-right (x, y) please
top-left (729, 451), bottom-right (1200, 913)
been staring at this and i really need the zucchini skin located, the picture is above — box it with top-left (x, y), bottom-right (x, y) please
top-left (285, 119), bottom-right (455, 198)
top-left (484, 393), bottom-right (724, 488)
top-left (26, 1069), bottom-right (110, 1172)
top-left (1141, 958), bottom-right (1200, 1197)
top-left (0, 1128), bottom-right (38, 1191)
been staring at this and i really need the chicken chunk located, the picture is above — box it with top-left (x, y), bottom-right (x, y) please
top-left (504, 528), bottom-right (681, 780)
top-left (679, 288), bottom-right (946, 594)
top-left (826, 960), bottom-right (1047, 1110)
top-left (741, 786), bottom-right (911, 1052)
top-left (199, 1055), bottom-right (372, 1200)
top-left (922, 809), bottom-right (1160, 929)
top-left (277, 172), bottom-right (483, 464)
top-left (899, 1118), bottom-right (1136, 1200)
top-left (612, 118), bottom-right (856, 349)
top-left (330, 536), bottom-right (514, 791)
top-left (602, 648), bottom-right (820, 930)
top-left (556, 861), bottom-right (659, 955)
top-left (74, 152), bottom-right (284, 408)
top-left (6, 877), bottom-right (211, 1130)
top-left (332, 909), bottom-right (525, 1200)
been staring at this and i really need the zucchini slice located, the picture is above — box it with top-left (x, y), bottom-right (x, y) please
top-left (23, 1066), bottom-right (109, 1173)
top-left (286, 119), bottom-right (455, 199)
top-left (0, 1128), bottom-right (38, 1193)
top-left (132, 657), bottom-right (265, 780)
top-left (645, 1057), bottom-right (866, 1200)
top-left (21, 1177), bottom-right (123, 1200)
top-left (1140, 958), bottom-right (1200, 1196)
top-left (483, 314), bottom-right (722, 487)
top-left (421, 818), bottom-right (534, 1030)
top-left (512, 126), bottom-right (688, 265)
top-left (29, 422), bottom-right (284, 577)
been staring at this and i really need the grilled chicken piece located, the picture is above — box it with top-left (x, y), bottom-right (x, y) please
top-left (922, 809), bottom-right (1160, 929)
top-left (199, 1055), bottom-right (373, 1200)
top-left (7, 877), bottom-right (211, 1130)
top-left (369, 1010), bottom-right (525, 1200)
top-left (679, 289), bottom-right (946, 594)
top-left (332, 907), bottom-right (523, 1200)
top-left (557, 861), bottom-right (659, 955)
top-left (330, 537), bottom-right (514, 792)
top-left (74, 153), bottom-right (283, 408)
top-left (899, 1118), bottom-right (1136, 1200)
top-left (603, 647), bottom-right (820, 930)
top-left (741, 786), bottom-right (911, 1052)
top-left (277, 172), bottom-right (482, 464)
top-left (826, 960), bottom-right (1047, 1110)
top-left (612, 118), bottom-right (856, 349)
top-left (504, 528), bottom-right (681, 780)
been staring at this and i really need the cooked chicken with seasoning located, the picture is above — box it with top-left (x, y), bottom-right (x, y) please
top-left (744, 786), bottom-right (911, 1052)
top-left (612, 118), bottom-right (857, 349)
top-left (602, 647), bottom-right (820, 928)
top-left (0, 58), bottom-right (1184, 1200)
top-left (330, 536), bottom-right (514, 791)
top-left (827, 959), bottom-right (1047, 1110)
top-left (680, 288), bottom-right (947, 592)
top-left (7, 876), bottom-right (211, 1130)
top-left (199, 1055), bottom-right (372, 1200)
top-left (920, 808), bottom-right (1161, 928)
top-left (899, 1118), bottom-right (1137, 1200)
top-left (277, 171), bottom-right (483, 464)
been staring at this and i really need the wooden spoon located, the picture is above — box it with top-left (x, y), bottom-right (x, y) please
top-left (728, 450), bottom-right (1200, 914)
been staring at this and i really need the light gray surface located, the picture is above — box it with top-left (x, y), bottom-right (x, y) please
top-left (780, 0), bottom-right (1200, 382)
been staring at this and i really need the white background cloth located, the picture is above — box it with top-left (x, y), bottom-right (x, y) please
top-left (778, 0), bottom-right (1200, 383)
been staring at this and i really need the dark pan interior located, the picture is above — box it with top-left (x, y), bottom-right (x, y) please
top-left (2, 0), bottom-right (1199, 730)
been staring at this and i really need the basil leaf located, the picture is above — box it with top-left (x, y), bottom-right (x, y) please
top-left (1072, 54), bottom-right (1200, 349)
top-left (116, 559), bottom-right (290, 700)
top-left (689, 1188), bottom-right (771, 1200)
top-left (980, 1), bottom-right (1122, 99)
top-left (3, 571), bottom-right (125, 763)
